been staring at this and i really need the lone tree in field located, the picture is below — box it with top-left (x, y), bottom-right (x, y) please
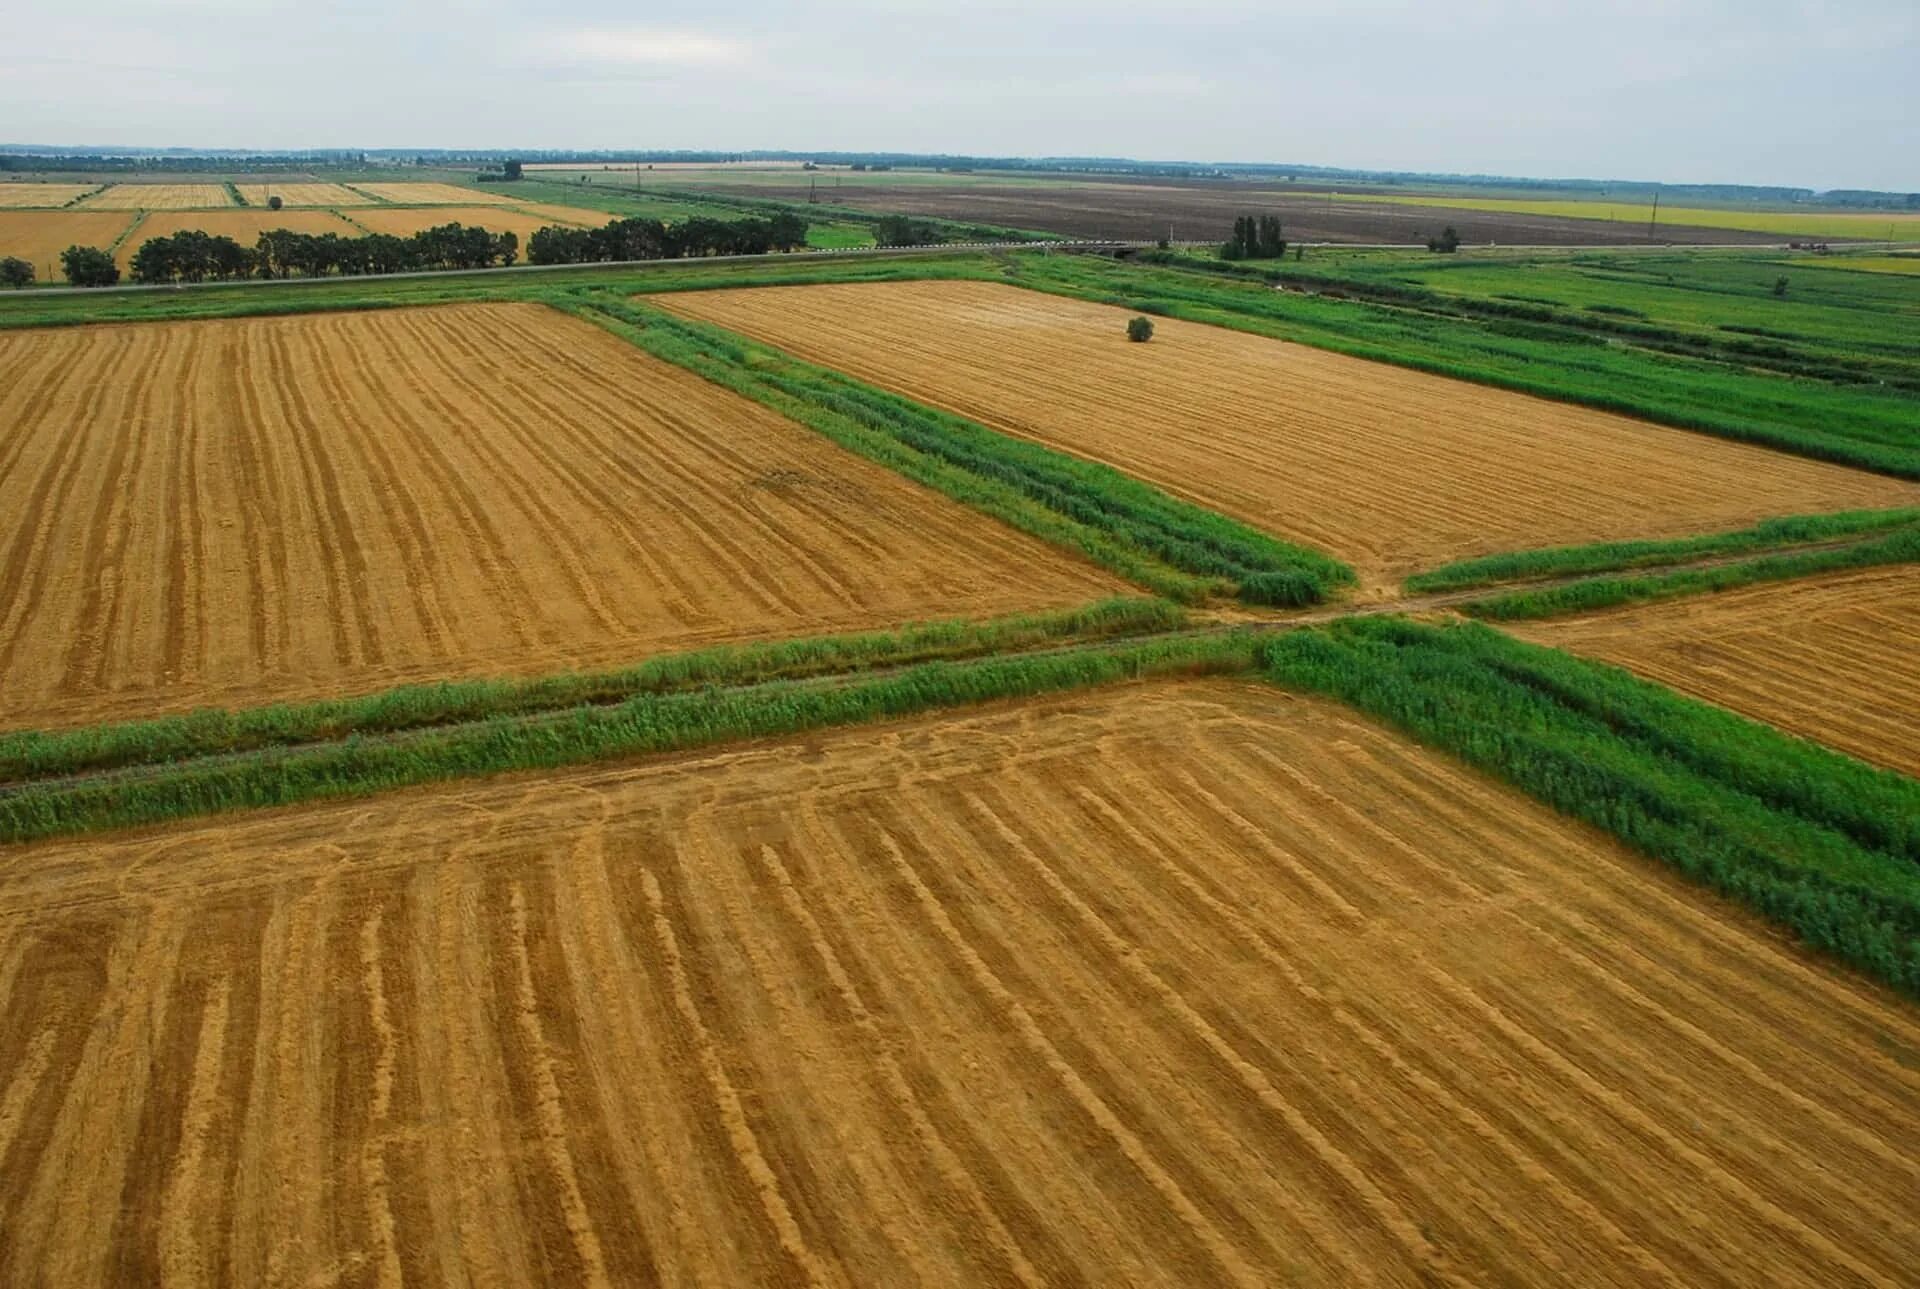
top-left (1127, 315), bottom-right (1155, 343)
top-left (1773, 275), bottom-right (1790, 297)
top-left (267, 194), bottom-right (283, 211)
top-left (60, 245), bottom-right (120, 287)
top-left (0, 256), bottom-right (32, 288)
top-left (1427, 225), bottom-right (1462, 253)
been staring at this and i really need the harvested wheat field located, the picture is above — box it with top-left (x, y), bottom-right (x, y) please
top-left (0, 302), bottom-right (1118, 729)
top-left (661, 281), bottom-right (1920, 589)
top-left (77, 183), bottom-right (234, 210)
top-left (1513, 564), bottom-right (1920, 777)
top-left (1, 681), bottom-right (1915, 1286)
top-left (231, 182), bottom-right (373, 207)
top-left (347, 204), bottom-right (590, 242)
top-left (114, 209), bottom-right (363, 268)
top-left (0, 184), bottom-right (95, 208)
top-left (348, 181), bottom-right (514, 205)
top-left (0, 211), bottom-right (135, 279)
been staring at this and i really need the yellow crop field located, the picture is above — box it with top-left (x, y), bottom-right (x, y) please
top-left (232, 182), bottom-right (373, 207)
top-left (347, 204), bottom-right (590, 243)
top-left (348, 182), bottom-right (515, 205)
top-left (114, 210), bottom-right (362, 268)
top-left (662, 280), bottom-right (1920, 589)
top-left (1, 681), bottom-right (1914, 1285)
top-left (1341, 191), bottom-right (1920, 241)
top-left (0, 184), bottom-right (96, 209)
top-left (77, 183), bottom-right (236, 210)
top-left (0, 301), bottom-right (1117, 729)
top-left (1513, 565), bottom-right (1920, 777)
top-left (1798, 254), bottom-right (1920, 276)
top-left (0, 211), bottom-right (136, 280)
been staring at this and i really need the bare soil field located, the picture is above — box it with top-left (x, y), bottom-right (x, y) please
top-left (662, 280), bottom-right (1919, 588)
top-left (348, 182), bottom-right (514, 205)
top-left (114, 209), bottom-right (363, 269)
top-left (231, 182), bottom-right (373, 207)
top-left (1512, 565), bottom-right (1920, 777)
top-left (694, 176), bottom-right (1789, 245)
top-left (348, 204), bottom-right (589, 241)
top-left (0, 301), bottom-right (1117, 729)
top-left (76, 183), bottom-right (235, 210)
top-left (0, 210), bottom-right (135, 280)
top-left (0, 184), bottom-right (96, 209)
top-left (1, 680), bottom-right (1914, 1286)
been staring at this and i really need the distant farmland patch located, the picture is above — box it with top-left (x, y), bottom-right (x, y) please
top-left (348, 204), bottom-right (594, 243)
top-left (0, 210), bottom-right (136, 280)
top-left (231, 182), bottom-right (373, 207)
top-left (0, 184), bottom-right (96, 209)
top-left (662, 279), bottom-right (1920, 589)
top-left (347, 181), bottom-right (515, 205)
top-left (76, 183), bottom-right (235, 210)
top-left (1339, 191), bottom-right (1920, 241)
top-left (114, 209), bottom-right (363, 269)
top-left (0, 301), bottom-right (1119, 728)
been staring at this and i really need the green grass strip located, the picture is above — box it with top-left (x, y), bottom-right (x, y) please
top-left (0, 597), bottom-right (1182, 784)
top-left (0, 633), bottom-right (1256, 844)
top-left (567, 293), bottom-right (1355, 606)
top-left (1459, 526), bottom-right (1920, 620)
top-left (1258, 617), bottom-right (1920, 995)
top-left (1405, 507), bottom-right (1920, 593)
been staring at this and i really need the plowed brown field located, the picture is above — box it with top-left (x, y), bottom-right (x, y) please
top-left (348, 182), bottom-right (514, 205)
top-left (77, 183), bottom-right (234, 210)
top-left (231, 182), bottom-right (373, 207)
top-left (1513, 565), bottom-right (1920, 777)
top-left (2, 681), bottom-right (1914, 1286)
top-left (348, 204), bottom-right (590, 242)
top-left (661, 281), bottom-right (1920, 589)
top-left (114, 209), bottom-right (363, 269)
top-left (0, 184), bottom-right (95, 209)
top-left (0, 211), bottom-right (135, 280)
top-left (0, 302), bottom-right (1117, 729)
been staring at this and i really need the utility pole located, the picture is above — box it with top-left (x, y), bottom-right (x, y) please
top-left (1647, 189), bottom-right (1660, 241)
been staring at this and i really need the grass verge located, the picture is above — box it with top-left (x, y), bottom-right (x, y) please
top-left (1458, 526), bottom-right (1920, 620)
top-left (0, 598), bottom-right (1182, 784)
top-left (565, 292), bottom-right (1355, 606)
top-left (1259, 617), bottom-right (1920, 995)
top-left (1405, 507), bottom-right (1920, 593)
top-left (0, 633), bottom-right (1254, 844)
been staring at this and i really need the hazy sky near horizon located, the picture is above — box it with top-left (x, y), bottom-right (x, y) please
top-left (5, 0), bottom-right (1915, 190)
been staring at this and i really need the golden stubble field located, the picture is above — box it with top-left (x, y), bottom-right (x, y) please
top-left (0, 211), bottom-right (135, 279)
top-left (1513, 564), bottom-right (1920, 777)
top-left (113, 209), bottom-right (363, 269)
top-left (76, 184), bottom-right (236, 210)
top-left (231, 182), bottom-right (373, 207)
top-left (0, 301), bottom-right (1120, 729)
top-left (347, 204), bottom-right (597, 241)
top-left (0, 184), bottom-right (96, 209)
top-left (660, 281), bottom-right (1920, 589)
top-left (1, 681), bottom-right (1914, 1286)
top-left (347, 182), bottom-right (515, 205)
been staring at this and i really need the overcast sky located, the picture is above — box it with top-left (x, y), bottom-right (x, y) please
top-left (5, 1), bottom-right (1915, 190)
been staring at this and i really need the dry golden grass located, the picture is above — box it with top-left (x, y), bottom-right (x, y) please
top-left (0, 211), bottom-right (136, 280)
top-left (0, 301), bottom-right (1118, 729)
top-left (76, 184), bottom-right (235, 210)
top-left (0, 184), bottom-right (96, 209)
top-left (661, 280), bottom-right (1920, 590)
top-left (232, 183), bottom-right (373, 207)
top-left (1512, 564), bottom-right (1920, 777)
top-left (1, 681), bottom-right (1914, 1285)
top-left (347, 182), bottom-right (515, 205)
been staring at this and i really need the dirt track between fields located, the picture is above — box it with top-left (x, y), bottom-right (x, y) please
top-left (661, 279), bottom-right (1920, 592)
top-left (2, 680), bottom-right (1914, 1286)
top-left (0, 301), bottom-right (1119, 730)
top-left (1513, 564), bottom-right (1920, 777)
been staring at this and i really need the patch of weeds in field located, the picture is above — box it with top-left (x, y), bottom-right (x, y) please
top-left (0, 597), bottom-right (1183, 784)
top-left (0, 631), bottom-right (1257, 844)
top-left (1405, 507), bottom-right (1920, 594)
top-left (1456, 525), bottom-right (1920, 620)
top-left (1259, 617), bottom-right (1920, 995)
top-left (564, 292), bottom-right (1354, 607)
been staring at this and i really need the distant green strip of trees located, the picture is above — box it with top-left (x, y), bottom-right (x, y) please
top-left (527, 213), bottom-right (809, 264)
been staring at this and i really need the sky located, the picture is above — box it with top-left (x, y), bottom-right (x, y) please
top-left (5, 0), bottom-right (1916, 191)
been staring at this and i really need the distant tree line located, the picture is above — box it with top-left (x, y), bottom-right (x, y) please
top-left (526, 212), bottom-right (809, 264)
top-left (872, 215), bottom-right (944, 247)
top-left (1221, 215), bottom-right (1286, 260)
top-left (120, 222), bottom-right (520, 285)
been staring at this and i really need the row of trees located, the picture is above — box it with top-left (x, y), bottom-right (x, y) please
top-left (526, 212), bottom-right (810, 265)
top-left (872, 215), bottom-right (945, 247)
top-left (123, 223), bottom-right (521, 284)
top-left (1221, 214), bottom-right (1287, 260)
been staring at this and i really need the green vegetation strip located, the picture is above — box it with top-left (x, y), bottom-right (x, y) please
top-left (1259, 618), bottom-right (1920, 995)
top-left (0, 598), bottom-right (1180, 784)
top-left (0, 634), bottom-right (1255, 844)
top-left (1459, 525), bottom-right (1920, 620)
top-left (566, 292), bottom-right (1355, 606)
top-left (1406, 507), bottom-right (1920, 593)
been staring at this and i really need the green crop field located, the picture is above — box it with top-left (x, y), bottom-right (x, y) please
top-left (1338, 190), bottom-right (1920, 240)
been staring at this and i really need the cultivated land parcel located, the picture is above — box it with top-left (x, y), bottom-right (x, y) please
top-left (0, 236), bottom-right (1916, 1285)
